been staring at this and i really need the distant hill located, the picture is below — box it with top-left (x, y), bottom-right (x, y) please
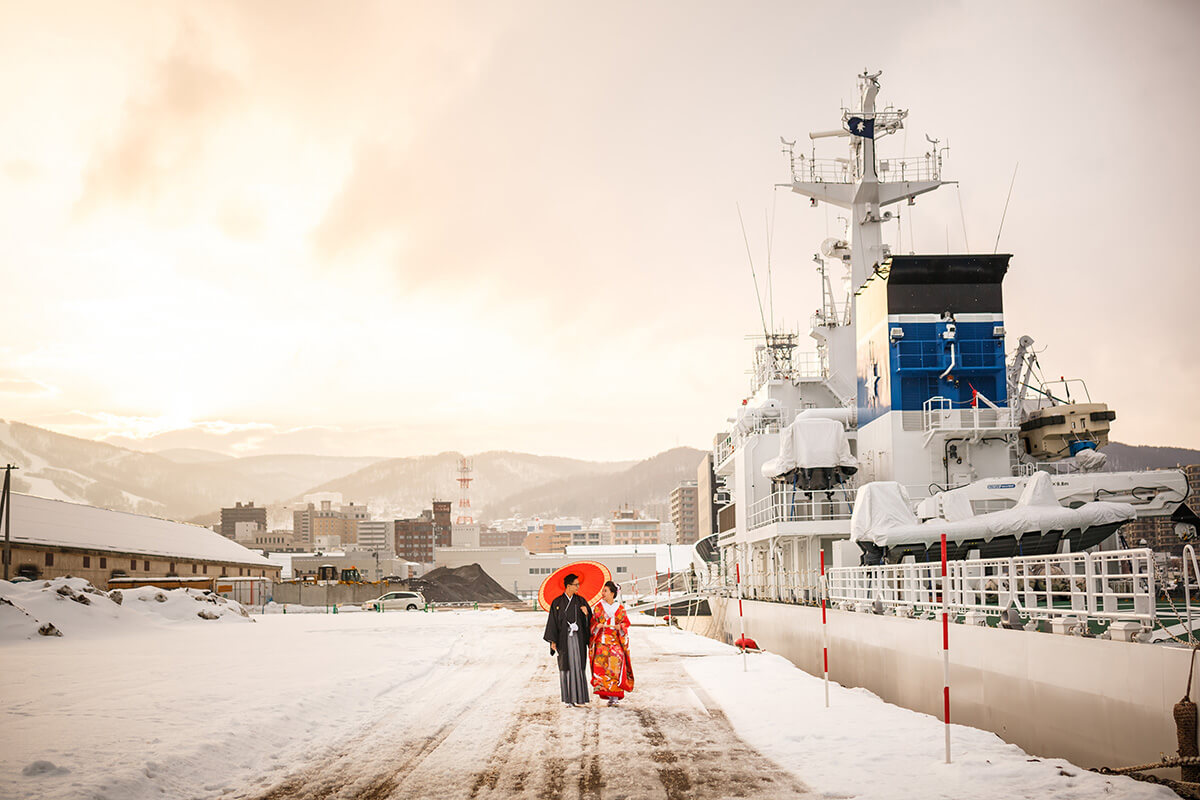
top-left (1102, 442), bottom-right (1200, 471)
top-left (8, 414), bottom-right (1191, 529)
top-left (300, 451), bottom-right (636, 519)
top-left (156, 448), bottom-right (235, 464)
top-left (0, 420), bottom-right (383, 521)
top-left (487, 447), bottom-right (707, 520)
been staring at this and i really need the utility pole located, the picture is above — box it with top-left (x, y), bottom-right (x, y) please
top-left (1, 464), bottom-right (18, 581)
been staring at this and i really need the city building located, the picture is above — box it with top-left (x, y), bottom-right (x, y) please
top-left (251, 529), bottom-right (301, 552)
top-left (433, 501), bottom-right (452, 547)
top-left (3, 493), bottom-right (281, 585)
top-left (523, 518), bottom-right (583, 553)
top-left (393, 502), bottom-right (450, 563)
top-left (451, 522), bottom-right (481, 548)
top-left (220, 501), bottom-right (266, 541)
top-left (670, 481), bottom-right (700, 545)
top-left (480, 526), bottom-right (528, 547)
top-left (295, 500), bottom-right (369, 549)
top-left (355, 520), bottom-right (394, 554)
top-left (293, 503), bottom-right (314, 547)
top-left (233, 520), bottom-right (260, 544)
top-left (609, 509), bottom-right (660, 546)
top-left (569, 526), bottom-right (608, 548)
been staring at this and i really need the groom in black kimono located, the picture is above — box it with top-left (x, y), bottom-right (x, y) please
top-left (543, 573), bottom-right (593, 707)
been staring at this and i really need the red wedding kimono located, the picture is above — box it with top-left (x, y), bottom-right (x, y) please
top-left (590, 602), bottom-right (635, 699)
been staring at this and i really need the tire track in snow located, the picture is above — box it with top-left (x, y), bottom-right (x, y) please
top-left (232, 617), bottom-right (816, 800)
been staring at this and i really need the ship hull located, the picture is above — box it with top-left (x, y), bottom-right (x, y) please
top-left (697, 595), bottom-right (1191, 771)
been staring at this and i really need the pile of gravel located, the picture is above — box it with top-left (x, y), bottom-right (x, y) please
top-left (399, 564), bottom-right (518, 603)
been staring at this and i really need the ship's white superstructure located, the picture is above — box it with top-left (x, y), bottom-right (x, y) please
top-left (707, 71), bottom-right (1194, 603)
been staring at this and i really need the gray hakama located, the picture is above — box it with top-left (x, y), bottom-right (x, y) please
top-left (559, 627), bottom-right (590, 705)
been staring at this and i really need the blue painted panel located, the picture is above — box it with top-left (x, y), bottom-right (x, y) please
top-left (888, 320), bottom-right (1007, 411)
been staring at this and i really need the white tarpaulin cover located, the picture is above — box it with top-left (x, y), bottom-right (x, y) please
top-left (850, 472), bottom-right (1137, 546)
top-left (761, 417), bottom-right (857, 479)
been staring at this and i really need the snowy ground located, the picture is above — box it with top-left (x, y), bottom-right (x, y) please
top-left (0, 589), bottom-right (1172, 800)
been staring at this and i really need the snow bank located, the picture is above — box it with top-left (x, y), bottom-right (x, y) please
top-left (0, 578), bottom-right (251, 641)
top-left (661, 628), bottom-right (1169, 800)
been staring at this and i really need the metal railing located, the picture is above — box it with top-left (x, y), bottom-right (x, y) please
top-left (792, 157), bottom-right (856, 183)
top-left (752, 351), bottom-right (828, 391)
top-left (791, 155), bottom-right (941, 185)
top-left (714, 406), bottom-right (803, 469)
top-left (1184, 545), bottom-right (1200, 644)
top-left (922, 395), bottom-right (1016, 436)
top-left (877, 156), bottom-right (940, 182)
top-left (749, 488), bottom-right (855, 529)
top-left (825, 548), bottom-right (1156, 625)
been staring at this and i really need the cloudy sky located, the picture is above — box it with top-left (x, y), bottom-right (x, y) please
top-left (2, 1), bottom-right (1197, 461)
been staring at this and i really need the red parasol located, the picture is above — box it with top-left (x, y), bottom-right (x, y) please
top-left (537, 561), bottom-right (612, 611)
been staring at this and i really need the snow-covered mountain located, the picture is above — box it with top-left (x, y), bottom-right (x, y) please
top-left (0, 420), bottom-right (382, 521)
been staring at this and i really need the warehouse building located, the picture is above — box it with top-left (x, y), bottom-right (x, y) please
top-left (1, 493), bottom-right (281, 587)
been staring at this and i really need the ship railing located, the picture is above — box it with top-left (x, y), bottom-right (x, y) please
top-left (825, 548), bottom-right (1155, 627)
top-left (791, 157), bottom-right (856, 184)
top-left (740, 569), bottom-right (823, 602)
top-left (751, 351), bottom-right (828, 391)
top-left (1015, 460), bottom-right (1114, 476)
top-left (749, 487), bottom-right (856, 529)
top-left (876, 156), bottom-right (940, 183)
top-left (790, 155), bottom-right (941, 185)
top-left (716, 407), bottom-right (806, 468)
top-left (1182, 545), bottom-right (1200, 645)
top-left (922, 395), bottom-right (1016, 437)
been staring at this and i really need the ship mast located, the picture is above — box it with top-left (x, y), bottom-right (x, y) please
top-left (786, 70), bottom-right (949, 293)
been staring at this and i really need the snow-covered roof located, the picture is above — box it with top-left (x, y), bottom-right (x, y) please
top-left (10, 493), bottom-right (276, 567)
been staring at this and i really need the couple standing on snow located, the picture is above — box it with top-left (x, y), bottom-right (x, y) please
top-left (542, 573), bottom-right (635, 708)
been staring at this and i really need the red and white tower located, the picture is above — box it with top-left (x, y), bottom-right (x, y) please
top-left (455, 457), bottom-right (474, 525)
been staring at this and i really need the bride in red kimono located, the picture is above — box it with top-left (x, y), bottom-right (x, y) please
top-left (589, 580), bottom-right (634, 706)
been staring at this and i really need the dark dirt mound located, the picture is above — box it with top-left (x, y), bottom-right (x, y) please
top-left (399, 563), bottom-right (519, 603)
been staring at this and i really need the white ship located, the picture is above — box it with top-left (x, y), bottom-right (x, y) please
top-left (705, 69), bottom-right (1194, 597)
top-left (692, 71), bottom-right (1200, 773)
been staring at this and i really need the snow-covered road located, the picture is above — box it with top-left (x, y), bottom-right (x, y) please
top-left (234, 623), bottom-right (813, 800)
top-left (0, 601), bottom-right (1170, 800)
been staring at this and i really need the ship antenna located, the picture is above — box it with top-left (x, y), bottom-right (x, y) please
top-left (737, 202), bottom-right (771, 339)
top-left (765, 192), bottom-right (779, 333)
top-left (993, 162), bottom-right (1019, 254)
top-left (955, 183), bottom-right (971, 252)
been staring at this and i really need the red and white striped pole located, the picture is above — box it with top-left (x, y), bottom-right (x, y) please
top-left (666, 568), bottom-right (672, 627)
top-left (653, 571), bottom-right (660, 625)
top-left (941, 532), bottom-right (951, 763)
top-left (820, 549), bottom-right (830, 708)
top-left (736, 560), bottom-right (747, 672)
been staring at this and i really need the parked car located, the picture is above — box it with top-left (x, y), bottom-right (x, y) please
top-left (361, 591), bottom-right (425, 611)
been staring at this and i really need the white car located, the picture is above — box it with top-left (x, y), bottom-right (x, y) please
top-left (362, 591), bottom-right (426, 611)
